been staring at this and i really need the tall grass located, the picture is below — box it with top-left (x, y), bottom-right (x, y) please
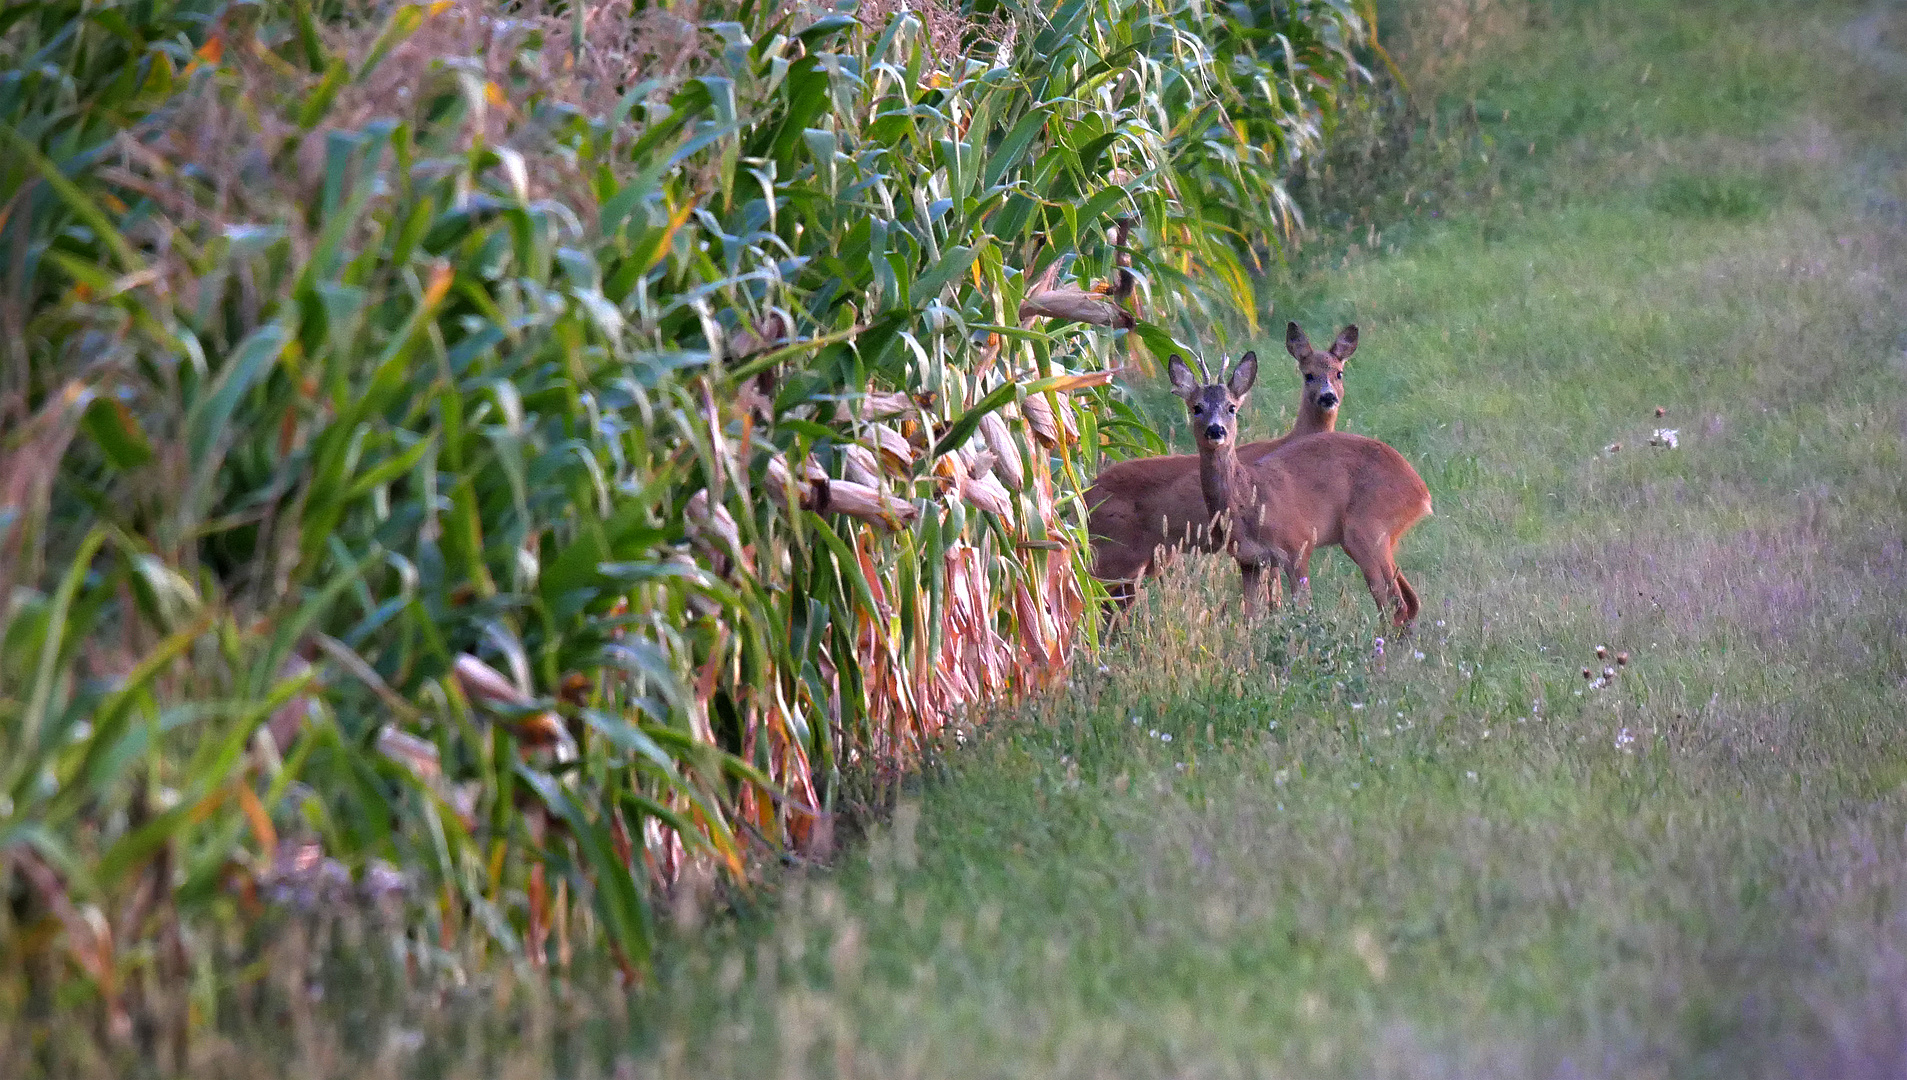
top-left (0, 0), bottom-right (1374, 1064)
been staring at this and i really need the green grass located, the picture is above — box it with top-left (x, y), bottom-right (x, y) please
top-left (53, 0), bottom-right (1907, 1075)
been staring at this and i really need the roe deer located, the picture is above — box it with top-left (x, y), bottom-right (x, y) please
top-left (1086, 322), bottom-right (1360, 597)
top-left (1167, 351), bottom-right (1430, 626)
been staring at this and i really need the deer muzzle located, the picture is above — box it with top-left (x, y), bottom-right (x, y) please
top-left (1204, 423), bottom-right (1228, 442)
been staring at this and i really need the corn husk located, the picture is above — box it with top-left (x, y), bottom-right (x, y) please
top-left (837, 389), bottom-right (913, 420)
top-left (727, 310), bottom-right (790, 357)
top-left (451, 654), bottom-right (568, 748)
top-left (765, 453), bottom-right (826, 511)
top-left (816, 478), bottom-right (919, 528)
top-left (1017, 255), bottom-right (1136, 328)
top-left (1021, 391), bottom-right (1078, 447)
top-left (930, 448), bottom-right (964, 497)
top-left (868, 424), bottom-right (916, 473)
top-left (978, 411), bottom-right (1024, 490)
top-left (961, 470), bottom-right (1015, 518)
top-left (685, 489), bottom-right (746, 569)
top-left (841, 443), bottom-right (883, 487)
top-left (1018, 285), bottom-right (1135, 328)
top-left (376, 726), bottom-right (441, 780)
top-left (453, 653), bottom-right (529, 706)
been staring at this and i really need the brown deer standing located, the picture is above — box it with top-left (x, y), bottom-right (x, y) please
top-left (1167, 351), bottom-right (1430, 626)
top-left (1086, 322), bottom-right (1359, 600)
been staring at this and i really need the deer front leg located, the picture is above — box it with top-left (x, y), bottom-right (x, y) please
top-left (1240, 561), bottom-right (1269, 615)
top-left (1284, 544), bottom-right (1315, 607)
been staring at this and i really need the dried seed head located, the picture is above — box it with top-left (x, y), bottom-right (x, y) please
top-left (1655, 406), bottom-right (1667, 418)
top-left (1581, 666), bottom-right (1593, 680)
top-left (1616, 651), bottom-right (1630, 666)
top-left (1595, 645), bottom-right (1609, 660)
top-left (1603, 666), bottom-right (1616, 679)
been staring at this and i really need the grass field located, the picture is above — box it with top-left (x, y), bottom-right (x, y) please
top-left (157, 1), bottom-right (1907, 1076)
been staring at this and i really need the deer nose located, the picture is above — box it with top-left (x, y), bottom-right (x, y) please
top-left (1316, 391), bottom-right (1338, 409)
top-left (1204, 423), bottom-right (1227, 442)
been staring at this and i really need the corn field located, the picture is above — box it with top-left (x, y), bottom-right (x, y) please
top-left (0, 0), bottom-right (1370, 1061)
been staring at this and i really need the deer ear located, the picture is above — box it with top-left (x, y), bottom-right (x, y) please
top-left (1167, 355), bottom-right (1200, 401)
top-left (1330, 325), bottom-right (1359, 360)
top-left (1285, 321), bottom-right (1311, 360)
top-left (1227, 351), bottom-right (1258, 398)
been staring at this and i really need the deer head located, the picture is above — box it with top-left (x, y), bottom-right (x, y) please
top-left (1168, 351), bottom-right (1258, 451)
top-left (1285, 321), bottom-right (1358, 418)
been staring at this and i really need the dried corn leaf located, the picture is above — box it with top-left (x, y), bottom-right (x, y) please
top-left (1042, 370), bottom-right (1117, 393)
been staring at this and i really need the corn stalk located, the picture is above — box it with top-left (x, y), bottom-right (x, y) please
top-left (0, 0), bottom-right (1365, 1049)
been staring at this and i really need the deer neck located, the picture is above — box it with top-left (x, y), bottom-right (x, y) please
top-left (1198, 437), bottom-right (1243, 523)
top-left (1292, 396), bottom-right (1337, 438)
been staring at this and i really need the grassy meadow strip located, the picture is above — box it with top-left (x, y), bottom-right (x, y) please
top-left (0, 0), bottom-right (1378, 1067)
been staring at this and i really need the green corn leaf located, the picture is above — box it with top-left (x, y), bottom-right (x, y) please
top-left (354, 3), bottom-right (427, 83)
top-left (79, 395), bottom-right (154, 470)
top-left (298, 57), bottom-right (350, 130)
top-left (0, 122), bottom-right (142, 273)
top-left (17, 528), bottom-right (106, 766)
top-left (517, 765), bottom-right (653, 969)
top-left (910, 244), bottom-right (979, 306)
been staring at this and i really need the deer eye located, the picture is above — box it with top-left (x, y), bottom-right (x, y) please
top-left (1304, 374), bottom-right (1315, 382)
top-left (1228, 405), bottom-right (1237, 414)
top-left (1190, 404), bottom-right (1202, 415)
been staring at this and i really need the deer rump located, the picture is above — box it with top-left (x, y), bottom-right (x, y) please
top-left (1224, 432), bottom-right (1431, 624)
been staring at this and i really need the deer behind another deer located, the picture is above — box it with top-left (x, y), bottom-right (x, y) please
top-left (1086, 322), bottom-right (1360, 598)
top-left (1168, 350), bottom-right (1431, 626)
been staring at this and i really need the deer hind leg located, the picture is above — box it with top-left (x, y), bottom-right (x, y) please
top-left (1343, 527), bottom-right (1409, 627)
top-left (1393, 566), bottom-right (1422, 625)
top-left (1385, 535), bottom-right (1422, 627)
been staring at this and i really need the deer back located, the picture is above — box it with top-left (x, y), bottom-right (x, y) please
top-left (1237, 433), bottom-right (1431, 547)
